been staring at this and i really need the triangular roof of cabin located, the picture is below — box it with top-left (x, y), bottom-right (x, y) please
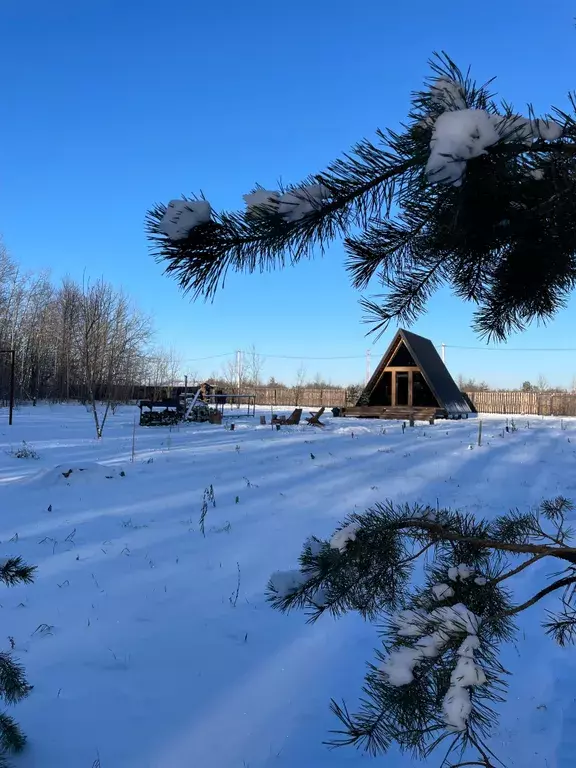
top-left (359, 329), bottom-right (471, 416)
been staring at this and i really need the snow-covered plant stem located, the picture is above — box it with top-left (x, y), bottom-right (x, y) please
top-left (267, 496), bottom-right (576, 767)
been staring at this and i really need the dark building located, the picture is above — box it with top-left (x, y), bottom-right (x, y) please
top-left (341, 329), bottom-right (471, 420)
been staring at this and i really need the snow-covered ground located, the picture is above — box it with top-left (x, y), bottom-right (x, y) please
top-left (0, 404), bottom-right (574, 768)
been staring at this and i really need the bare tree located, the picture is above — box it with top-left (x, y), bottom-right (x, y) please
top-left (0, 239), bottom-right (185, 411)
top-left (243, 345), bottom-right (266, 387)
top-left (292, 363), bottom-right (307, 406)
top-left (220, 357), bottom-right (240, 390)
top-left (144, 347), bottom-right (182, 398)
top-left (76, 278), bottom-right (151, 438)
top-left (308, 371), bottom-right (332, 388)
top-left (457, 375), bottom-right (490, 392)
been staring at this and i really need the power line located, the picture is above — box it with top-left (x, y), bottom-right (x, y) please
top-left (182, 351), bottom-right (366, 362)
top-left (256, 353), bottom-right (365, 360)
top-left (180, 343), bottom-right (576, 366)
top-left (445, 345), bottom-right (576, 352)
top-left (181, 352), bottom-right (236, 362)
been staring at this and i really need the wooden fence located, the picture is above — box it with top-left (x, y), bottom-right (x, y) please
top-left (252, 386), bottom-right (348, 407)
top-left (26, 384), bottom-right (576, 416)
top-left (247, 388), bottom-right (576, 415)
top-left (465, 391), bottom-right (576, 417)
top-left (255, 388), bottom-right (576, 415)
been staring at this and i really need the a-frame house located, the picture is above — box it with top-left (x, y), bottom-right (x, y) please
top-left (341, 329), bottom-right (472, 420)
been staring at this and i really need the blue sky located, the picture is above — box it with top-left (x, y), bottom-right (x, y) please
top-left (3, 0), bottom-right (576, 387)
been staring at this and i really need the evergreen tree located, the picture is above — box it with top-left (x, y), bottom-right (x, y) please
top-left (146, 53), bottom-right (576, 342)
top-left (0, 557), bottom-right (35, 766)
top-left (267, 498), bottom-right (576, 767)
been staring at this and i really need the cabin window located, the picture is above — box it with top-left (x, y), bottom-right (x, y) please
top-left (389, 343), bottom-right (417, 367)
top-left (412, 371), bottom-right (438, 407)
top-left (369, 371), bottom-right (392, 406)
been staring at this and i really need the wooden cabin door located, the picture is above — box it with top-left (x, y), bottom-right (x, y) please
top-left (395, 372), bottom-right (409, 406)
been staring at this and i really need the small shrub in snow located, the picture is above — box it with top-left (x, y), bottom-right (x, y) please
top-left (267, 496), bottom-right (576, 767)
top-left (9, 442), bottom-right (39, 460)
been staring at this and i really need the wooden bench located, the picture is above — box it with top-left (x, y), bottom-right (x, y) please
top-left (272, 408), bottom-right (303, 426)
top-left (306, 407), bottom-right (325, 427)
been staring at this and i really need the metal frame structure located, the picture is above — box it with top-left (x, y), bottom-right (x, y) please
top-left (0, 350), bottom-right (15, 425)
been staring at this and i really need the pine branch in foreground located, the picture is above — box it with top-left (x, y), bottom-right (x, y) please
top-left (147, 53), bottom-right (576, 341)
top-left (0, 558), bottom-right (35, 765)
top-left (266, 497), bottom-right (576, 767)
top-left (0, 713), bottom-right (26, 755)
top-left (0, 558), bottom-right (36, 588)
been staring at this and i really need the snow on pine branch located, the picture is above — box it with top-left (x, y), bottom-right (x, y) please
top-left (430, 77), bottom-right (467, 110)
top-left (330, 522), bottom-right (360, 553)
top-left (242, 189), bottom-right (280, 213)
top-left (432, 583), bottom-right (454, 600)
top-left (448, 563), bottom-right (474, 582)
top-left (443, 633), bottom-right (486, 731)
top-left (382, 574), bottom-right (486, 732)
top-left (425, 78), bottom-right (563, 186)
top-left (277, 184), bottom-right (330, 222)
top-left (269, 537), bottom-right (324, 598)
top-left (269, 565), bottom-right (327, 608)
top-left (269, 568), bottom-right (311, 598)
top-left (158, 199), bottom-right (212, 240)
top-left (244, 184), bottom-right (330, 222)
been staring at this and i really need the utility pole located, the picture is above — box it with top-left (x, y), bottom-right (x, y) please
top-left (441, 343), bottom-right (446, 363)
top-left (184, 374), bottom-right (188, 398)
top-left (236, 350), bottom-right (243, 406)
top-left (0, 350), bottom-right (16, 425)
top-left (365, 349), bottom-right (371, 385)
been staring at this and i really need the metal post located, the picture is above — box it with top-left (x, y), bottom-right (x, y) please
top-left (365, 349), bottom-right (371, 385)
top-left (184, 374), bottom-right (188, 398)
top-left (441, 343), bottom-right (446, 363)
top-left (9, 350), bottom-right (15, 426)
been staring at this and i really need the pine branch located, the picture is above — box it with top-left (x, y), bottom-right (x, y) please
top-left (0, 559), bottom-right (35, 762)
top-left (0, 558), bottom-right (36, 588)
top-left (500, 575), bottom-right (576, 618)
top-left (0, 712), bottom-right (26, 754)
top-left (492, 554), bottom-right (546, 584)
top-left (147, 152), bottom-right (419, 302)
top-left (147, 52), bottom-right (576, 340)
top-left (385, 516), bottom-right (576, 565)
top-left (543, 608), bottom-right (576, 646)
top-left (0, 655), bottom-right (32, 706)
top-left (267, 497), bottom-right (576, 766)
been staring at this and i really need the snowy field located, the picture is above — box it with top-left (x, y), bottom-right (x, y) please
top-left (0, 404), bottom-right (575, 768)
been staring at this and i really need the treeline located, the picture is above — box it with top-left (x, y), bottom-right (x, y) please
top-left (0, 243), bottom-right (180, 404)
top-left (457, 375), bottom-right (576, 394)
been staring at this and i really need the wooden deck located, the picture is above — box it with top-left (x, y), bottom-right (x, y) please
top-left (339, 405), bottom-right (447, 421)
